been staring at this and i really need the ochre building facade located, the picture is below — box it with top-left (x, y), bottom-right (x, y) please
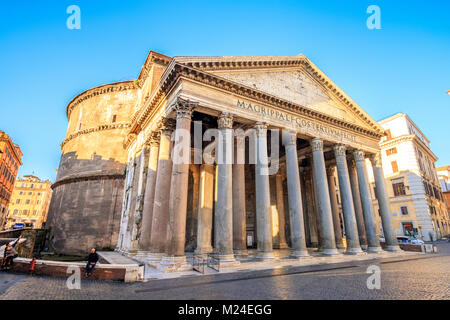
top-left (5, 175), bottom-right (52, 229)
top-left (0, 131), bottom-right (22, 229)
top-left (48, 52), bottom-right (401, 269)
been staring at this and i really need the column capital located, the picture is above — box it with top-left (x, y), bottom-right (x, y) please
top-left (353, 149), bottom-right (366, 162)
top-left (369, 153), bottom-right (382, 167)
top-left (333, 144), bottom-right (347, 157)
top-left (311, 138), bottom-right (323, 152)
top-left (326, 166), bottom-right (336, 177)
top-left (282, 130), bottom-right (297, 146)
top-left (158, 117), bottom-right (176, 134)
top-left (217, 112), bottom-right (234, 129)
top-left (174, 98), bottom-right (196, 119)
top-left (147, 131), bottom-right (161, 147)
top-left (254, 122), bottom-right (268, 137)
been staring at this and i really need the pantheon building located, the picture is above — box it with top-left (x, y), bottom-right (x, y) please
top-left (47, 51), bottom-right (400, 272)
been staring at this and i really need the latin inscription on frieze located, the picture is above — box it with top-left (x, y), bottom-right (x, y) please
top-left (237, 100), bottom-right (357, 143)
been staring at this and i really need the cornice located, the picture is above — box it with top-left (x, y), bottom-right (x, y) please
top-left (380, 134), bottom-right (437, 161)
top-left (129, 62), bottom-right (383, 140)
top-left (52, 173), bottom-right (125, 189)
top-left (136, 51), bottom-right (173, 88)
top-left (176, 56), bottom-right (383, 134)
top-left (61, 122), bottom-right (131, 149)
top-left (66, 81), bottom-right (137, 120)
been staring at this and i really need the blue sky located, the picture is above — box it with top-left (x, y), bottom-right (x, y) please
top-left (0, 0), bottom-right (449, 182)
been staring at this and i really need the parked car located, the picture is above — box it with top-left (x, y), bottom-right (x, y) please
top-left (396, 236), bottom-right (424, 244)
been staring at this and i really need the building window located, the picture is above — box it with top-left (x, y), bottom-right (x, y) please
top-left (385, 129), bottom-right (392, 140)
top-left (391, 161), bottom-right (399, 173)
top-left (79, 123), bottom-right (83, 130)
top-left (26, 199), bottom-right (30, 204)
top-left (33, 210), bottom-right (37, 216)
top-left (13, 209), bottom-right (18, 215)
top-left (112, 115), bottom-right (117, 123)
top-left (386, 147), bottom-right (397, 156)
top-left (28, 192), bottom-right (32, 195)
top-left (16, 199), bottom-right (20, 204)
top-left (400, 206), bottom-right (409, 216)
top-left (23, 210), bottom-right (28, 215)
top-left (392, 182), bottom-right (406, 196)
top-left (428, 206), bottom-right (435, 215)
top-left (19, 191), bottom-right (23, 195)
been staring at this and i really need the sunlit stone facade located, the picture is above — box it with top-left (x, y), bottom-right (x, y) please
top-left (48, 51), bottom-right (402, 265)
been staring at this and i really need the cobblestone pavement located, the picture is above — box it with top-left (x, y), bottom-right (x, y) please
top-left (1, 242), bottom-right (449, 300)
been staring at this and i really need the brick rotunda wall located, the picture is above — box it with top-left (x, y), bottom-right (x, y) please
top-left (46, 81), bottom-right (138, 255)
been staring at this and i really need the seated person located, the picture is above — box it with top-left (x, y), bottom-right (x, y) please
top-left (1, 236), bottom-right (21, 271)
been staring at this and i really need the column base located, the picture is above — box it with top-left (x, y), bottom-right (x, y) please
top-left (215, 254), bottom-right (241, 268)
top-left (195, 247), bottom-right (213, 255)
top-left (360, 244), bottom-right (368, 250)
top-left (274, 242), bottom-right (290, 249)
top-left (233, 249), bottom-right (248, 257)
top-left (157, 256), bottom-right (192, 273)
top-left (124, 249), bottom-right (138, 258)
top-left (384, 245), bottom-right (402, 252)
top-left (310, 242), bottom-right (319, 248)
top-left (143, 252), bottom-right (165, 264)
top-left (133, 250), bottom-right (151, 262)
top-left (320, 248), bottom-right (341, 256)
top-left (256, 251), bottom-right (276, 260)
top-left (290, 249), bottom-right (310, 258)
top-left (344, 247), bottom-right (366, 255)
top-left (367, 246), bottom-right (383, 254)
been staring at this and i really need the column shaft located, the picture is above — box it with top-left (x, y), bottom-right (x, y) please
top-left (149, 121), bottom-right (175, 257)
top-left (353, 150), bottom-right (382, 253)
top-left (311, 138), bottom-right (339, 255)
top-left (348, 159), bottom-right (368, 249)
top-left (254, 123), bottom-right (274, 259)
top-left (304, 169), bottom-right (319, 247)
top-left (275, 173), bottom-right (289, 249)
top-left (283, 131), bottom-right (309, 257)
top-left (232, 134), bottom-right (247, 255)
top-left (214, 113), bottom-right (236, 263)
top-left (166, 105), bottom-right (193, 258)
top-left (195, 164), bottom-right (214, 255)
top-left (326, 167), bottom-right (344, 249)
top-left (371, 154), bottom-right (401, 251)
top-left (334, 145), bottom-right (363, 254)
top-left (139, 134), bottom-right (160, 251)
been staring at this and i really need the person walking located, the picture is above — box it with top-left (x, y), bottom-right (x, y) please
top-left (85, 248), bottom-right (99, 277)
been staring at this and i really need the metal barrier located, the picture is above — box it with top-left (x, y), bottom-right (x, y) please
top-left (192, 255), bottom-right (206, 274)
top-left (207, 255), bottom-right (220, 272)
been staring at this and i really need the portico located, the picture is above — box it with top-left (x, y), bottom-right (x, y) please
top-left (116, 54), bottom-right (400, 272)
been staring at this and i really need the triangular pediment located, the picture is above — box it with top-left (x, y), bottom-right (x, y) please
top-left (175, 55), bottom-right (383, 134)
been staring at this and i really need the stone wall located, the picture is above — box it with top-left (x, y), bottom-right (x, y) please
top-left (46, 81), bottom-right (138, 255)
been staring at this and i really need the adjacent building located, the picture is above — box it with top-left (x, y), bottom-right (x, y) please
top-left (0, 131), bottom-right (22, 229)
top-left (437, 165), bottom-right (450, 215)
top-left (48, 51), bottom-right (403, 270)
top-left (367, 113), bottom-right (449, 241)
top-left (5, 175), bottom-right (52, 229)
